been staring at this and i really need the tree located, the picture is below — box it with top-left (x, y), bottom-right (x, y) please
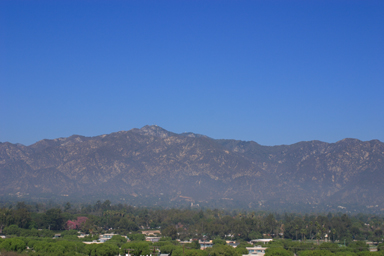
top-left (121, 241), bottom-right (150, 256)
top-left (296, 225), bottom-right (299, 241)
top-left (45, 208), bottom-right (64, 230)
top-left (351, 226), bottom-right (361, 239)
top-left (248, 231), bottom-right (262, 240)
top-left (301, 228), bottom-right (307, 241)
top-left (212, 239), bottom-right (226, 245)
top-left (332, 229), bottom-right (337, 242)
top-left (298, 250), bottom-right (333, 256)
top-left (60, 229), bottom-right (79, 238)
top-left (319, 242), bottom-right (339, 253)
top-left (265, 214), bottom-right (276, 235)
top-left (81, 215), bottom-right (98, 234)
top-left (101, 200), bottom-right (112, 211)
top-left (265, 248), bottom-right (293, 256)
top-left (315, 221), bottom-right (321, 245)
top-left (116, 217), bottom-right (138, 231)
top-left (97, 243), bottom-right (120, 256)
top-left (190, 240), bottom-right (201, 249)
top-left (64, 202), bottom-right (71, 212)
top-left (206, 244), bottom-right (240, 256)
top-left (347, 241), bottom-right (369, 252)
top-left (183, 249), bottom-right (208, 256)
top-left (3, 225), bottom-right (20, 236)
top-left (162, 226), bottom-right (178, 240)
top-left (235, 246), bottom-right (248, 255)
top-left (86, 243), bottom-right (119, 256)
top-left (128, 233), bottom-right (145, 241)
top-left (160, 244), bottom-right (178, 255)
top-left (105, 235), bottom-right (128, 247)
top-left (13, 208), bottom-right (31, 229)
top-left (0, 238), bottom-right (26, 253)
top-left (308, 221), bottom-right (314, 241)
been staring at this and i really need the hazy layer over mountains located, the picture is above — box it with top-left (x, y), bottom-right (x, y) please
top-left (1, 125), bottom-right (383, 212)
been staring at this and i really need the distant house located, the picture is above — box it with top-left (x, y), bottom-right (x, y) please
top-left (250, 239), bottom-right (272, 244)
top-left (177, 239), bottom-right (193, 244)
top-left (100, 233), bottom-right (115, 239)
top-left (83, 240), bottom-right (103, 244)
top-left (77, 233), bottom-right (86, 239)
top-left (226, 240), bottom-right (239, 248)
top-left (199, 240), bottom-right (213, 250)
top-left (83, 233), bottom-right (128, 244)
top-left (99, 233), bottom-right (116, 243)
top-left (141, 230), bottom-right (161, 236)
top-left (146, 237), bottom-right (161, 242)
top-left (245, 246), bottom-right (267, 255)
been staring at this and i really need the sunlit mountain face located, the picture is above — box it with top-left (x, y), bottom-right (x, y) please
top-left (1, 125), bottom-right (384, 213)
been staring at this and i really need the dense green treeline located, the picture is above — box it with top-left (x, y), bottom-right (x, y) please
top-left (1, 237), bottom-right (384, 256)
top-left (263, 239), bottom-right (384, 256)
top-left (0, 200), bottom-right (384, 255)
top-left (1, 201), bottom-right (384, 242)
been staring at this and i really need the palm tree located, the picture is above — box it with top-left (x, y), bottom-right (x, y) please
top-left (308, 221), bottom-right (313, 241)
top-left (301, 228), bottom-right (306, 241)
top-left (295, 225), bottom-right (299, 241)
top-left (315, 232), bottom-right (321, 245)
top-left (315, 222), bottom-right (321, 245)
top-left (321, 227), bottom-right (326, 242)
top-left (332, 229), bottom-right (337, 242)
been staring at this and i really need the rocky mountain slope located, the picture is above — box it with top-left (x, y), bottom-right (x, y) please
top-left (1, 125), bottom-right (383, 211)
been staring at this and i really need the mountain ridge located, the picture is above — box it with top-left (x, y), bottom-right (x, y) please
top-left (1, 125), bottom-right (383, 212)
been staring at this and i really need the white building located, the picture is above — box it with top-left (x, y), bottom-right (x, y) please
top-left (250, 239), bottom-right (272, 244)
top-left (245, 246), bottom-right (267, 256)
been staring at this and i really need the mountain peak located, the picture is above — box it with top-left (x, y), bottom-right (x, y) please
top-left (134, 125), bottom-right (175, 138)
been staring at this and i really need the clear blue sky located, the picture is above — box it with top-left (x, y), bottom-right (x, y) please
top-left (1, 0), bottom-right (383, 146)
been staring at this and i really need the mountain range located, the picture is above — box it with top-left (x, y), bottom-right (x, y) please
top-left (1, 125), bottom-right (383, 212)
